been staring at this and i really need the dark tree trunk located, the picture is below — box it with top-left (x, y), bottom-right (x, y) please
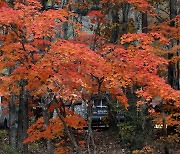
top-left (176, 40), bottom-right (180, 90)
top-left (62, 22), bottom-right (68, 40)
top-left (86, 103), bottom-right (96, 154)
top-left (110, 9), bottom-right (120, 43)
top-left (42, 99), bottom-right (53, 154)
top-left (40, 0), bottom-right (48, 10)
top-left (17, 80), bottom-right (29, 154)
top-left (161, 102), bottom-right (169, 154)
top-left (17, 94), bottom-right (23, 150)
top-left (168, 56), bottom-right (175, 87)
top-left (168, 0), bottom-right (178, 88)
top-left (8, 0), bottom-right (15, 7)
top-left (9, 93), bottom-right (17, 149)
top-left (169, 0), bottom-right (177, 27)
top-left (121, 3), bottom-right (130, 35)
top-left (142, 11), bottom-right (148, 33)
top-left (22, 90), bottom-right (29, 154)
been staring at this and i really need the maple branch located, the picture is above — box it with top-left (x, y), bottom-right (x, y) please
top-left (91, 18), bottom-right (102, 51)
top-left (40, 87), bottom-right (82, 152)
top-left (86, 101), bottom-right (96, 154)
top-left (9, 24), bottom-right (29, 62)
top-left (155, 15), bottom-right (166, 23)
top-left (90, 73), bottom-right (104, 96)
top-left (53, 101), bottom-right (81, 153)
top-left (157, 7), bottom-right (170, 16)
top-left (101, 47), bottom-right (115, 57)
top-left (40, 90), bottom-right (81, 153)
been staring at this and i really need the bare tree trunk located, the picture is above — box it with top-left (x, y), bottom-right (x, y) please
top-left (169, 0), bottom-right (177, 27)
top-left (9, 93), bottom-right (17, 149)
top-left (42, 98), bottom-right (53, 154)
top-left (176, 40), bottom-right (180, 90)
top-left (22, 90), bottom-right (29, 154)
top-left (40, 0), bottom-right (48, 10)
top-left (168, 0), bottom-right (178, 88)
top-left (8, 0), bottom-right (15, 7)
top-left (86, 76), bottom-right (103, 153)
top-left (17, 80), bottom-right (29, 154)
top-left (161, 101), bottom-right (169, 154)
top-left (173, 0), bottom-right (180, 90)
top-left (110, 9), bottom-right (120, 43)
top-left (168, 54), bottom-right (175, 87)
top-left (121, 3), bottom-right (130, 35)
top-left (86, 104), bottom-right (96, 154)
top-left (142, 11), bottom-right (148, 33)
top-left (62, 22), bottom-right (68, 40)
top-left (92, 21), bottom-right (101, 51)
top-left (17, 93), bottom-right (23, 151)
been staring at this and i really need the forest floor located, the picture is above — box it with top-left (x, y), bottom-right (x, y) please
top-left (0, 128), bottom-right (126, 154)
top-left (0, 128), bottom-right (180, 154)
top-left (84, 129), bottom-right (129, 154)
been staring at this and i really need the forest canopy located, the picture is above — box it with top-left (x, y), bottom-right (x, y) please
top-left (0, 0), bottom-right (179, 153)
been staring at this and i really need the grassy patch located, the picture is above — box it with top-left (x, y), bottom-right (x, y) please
top-left (0, 144), bottom-right (21, 154)
top-left (0, 129), bottom-right (21, 154)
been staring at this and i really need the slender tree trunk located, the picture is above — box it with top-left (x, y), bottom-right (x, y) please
top-left (168, 0), bottom-right (177, 88)
top-left (110, 9), bottom-right (120, 43)
top-left (40, 0), bottom-right (48, 10)
top-left (42, 99), bottom-right (53, 154)
top-left (17, 80), bottom-right (29, 154)
top-left (168, 55), bottom-right (175, 87)
top-left (176, 40), bottom-right (180, 90)
top-left (86, 103), bottom-right (96, 154)
top-left (17, 93), bottom-right (23, 150)
top-left (121, 3), bottom-right (130, 35)
top-left (142, 11), bottom-right (148, 33)
top-left (161, 101), bottom-right (169, 154)
top-left (9, 93), bottom-right (17, 149)
top-left (169, 0), bottom-right (177, 27)
top-left (174, 2), bottom-right (180, 89)
top-left (62, 22), bottom-right (68, 40)
top-left (8, 0), bottom-right (15, 7)
top-left (22, 90), bottom-right (29, 154)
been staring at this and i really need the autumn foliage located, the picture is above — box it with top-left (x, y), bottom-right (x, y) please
top-left (0, 0), bottom-right (179, 153)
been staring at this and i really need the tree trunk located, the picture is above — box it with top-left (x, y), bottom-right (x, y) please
top-left (86, 103), bottom-right (96, 154)
top-left (176, 40), bottom-right (180, 90)
top-left (42, 99), bottom-right (53, 154)
top-left (17, 94), bottom-right (23, 150)
top-left (62, 22), bottom-right (68, 40)
top-left (121, 3), bottom-right (130, 35)
top-left (110, 9), bottom-right (120, 43)
top-left (17, 80), bottom-right (29, 154)
top-left (168, 55), bottom-right (175, 87)
top-left (169, 0), bottom-right (177, 27)
top-left (161, 101), bottom-right (169, 154)
top-left (9, 93), bottom-right (17, 149)
top-left (22, 90), bottom-right (29, 154)
top-left (142, 11), bottom-right (148, 33)
top-left (40, 0), bottom-right (48, 10)
top-left (168, 0), bottom-right (178, 88)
